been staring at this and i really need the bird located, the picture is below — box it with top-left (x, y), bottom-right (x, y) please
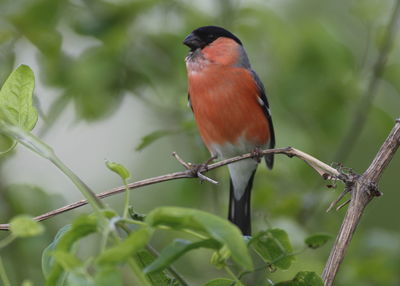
top-left (183, 26), bottom-right (275, 235)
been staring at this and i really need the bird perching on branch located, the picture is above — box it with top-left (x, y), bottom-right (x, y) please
top-left (183, 26), bottom-right (275, 235)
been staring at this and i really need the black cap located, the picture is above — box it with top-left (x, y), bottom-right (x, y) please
top-left (183, 26), bottom-right (242, 51)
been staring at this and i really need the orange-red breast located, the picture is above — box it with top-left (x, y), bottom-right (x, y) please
top-left (183, 26), bottom-right (275, 235)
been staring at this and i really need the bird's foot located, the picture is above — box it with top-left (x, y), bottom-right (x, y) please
top-left (172, 152), bottom-right (218, 184)
top-left (188, 155), bottom-right (218, 184)
top-left (204, 154), bottom-right (218, 166)
top-left (250, 147), bottom-right (263, 163)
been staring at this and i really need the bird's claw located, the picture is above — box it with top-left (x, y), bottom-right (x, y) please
top-left (250, 147), bottom-right (263, 163)
top-left (172, 152), bottom-right (218, 184)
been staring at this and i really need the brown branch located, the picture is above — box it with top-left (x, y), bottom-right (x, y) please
top-left (322, 118), bottom-right (400, 286)
top-left (0, 147), bottom-right (341, 231)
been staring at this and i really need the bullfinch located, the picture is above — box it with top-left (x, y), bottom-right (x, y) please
top-left (183, 26), bottom-right (275, 235)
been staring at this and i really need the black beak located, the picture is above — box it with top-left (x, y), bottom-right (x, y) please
top-left (183, 33), bottom-right (202, 51)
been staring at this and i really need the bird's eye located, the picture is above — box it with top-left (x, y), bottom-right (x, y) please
top-left (208, 34), bottom-right (215, 39)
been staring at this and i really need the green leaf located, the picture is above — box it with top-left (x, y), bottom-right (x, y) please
top-left (0, 64), bottom-right (37, 129)
top-left (250, 229), bottom-right (294, 270)
top-left (0, 65), bottom-right (37, 153)
top-left (304, 233), bottom-right (332, 249)
top-left (45, 215), bottom-right (98, 286)
top-left (101, 208), bottom-right (119, 220)
top-left (10, 215), bottom-right (44, 237)
top-left (0, 133), bottom-right (16, 154)
top-left (55, 215), bottom-right (98, 251)
top-left (94, 266), bottom-right (123, 286)
top-left (145, 207), bottom-right (253, 270)
top-left (97, 227), bottom-right (151, 265)
top-left (42, 224), bottom-right (72, 278)
top-left (274, 271), bottom-right (324, 286)
top-left (203, 278), bottom-right (236, 286)
top-left (52, 251), bottom-right (82, 271)
top-left (210, 245), bottom-right (231, 269)
top-left (136, 249), bottom-right (178, 286)
top-left (144, 239), bottom-right (220, 273)
top-left (135, 130), bottom-right (175, 151)
top-left (105, 160), bottom-right (130, 180)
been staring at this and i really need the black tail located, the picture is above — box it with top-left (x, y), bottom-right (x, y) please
top-left (228, 170), bottom-right (256, 236)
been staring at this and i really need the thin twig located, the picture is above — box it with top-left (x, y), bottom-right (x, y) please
top-left (335, 199), bottom-right (351, 211)
top-left (326, 188), bottom-right (351, 212)
top-left (0, 147), bottom-right (342, 231)
top-left (172, 152), bottom-right (190, 169)
top-left (197, 172), bottom-right (218, 184)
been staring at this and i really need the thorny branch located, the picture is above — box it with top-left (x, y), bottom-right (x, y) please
top-left (322, 118), bottom-right (400, 286)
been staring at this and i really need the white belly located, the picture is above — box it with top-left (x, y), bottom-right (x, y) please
top-left (210, 136), bottom-right (268, 200)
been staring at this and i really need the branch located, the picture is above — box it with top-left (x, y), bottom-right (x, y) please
top-left (0, 147), bottom-right (340, 231)
top-left (322, 118), bottom-right (400, 286)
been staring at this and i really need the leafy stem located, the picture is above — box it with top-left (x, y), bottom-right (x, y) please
top-left (104, 160), bottom-right (131, 219)
top-left (0, 123), bottom-right (105, 213)
top-left (50, 154), bottom-right (105, 211)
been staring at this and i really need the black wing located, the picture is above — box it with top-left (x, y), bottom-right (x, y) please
top-left (188, 93), bottom-right (193, 111)
top-left (251, 70), bottom-right (275, 169)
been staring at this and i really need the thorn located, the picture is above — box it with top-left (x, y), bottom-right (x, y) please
top-left (336, 199), bottom-right (351, 211)
top-left (326, 188), bottom-right (351, 212)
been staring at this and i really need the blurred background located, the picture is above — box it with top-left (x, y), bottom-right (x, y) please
top-left (0, 0), bottom-right (400, 285)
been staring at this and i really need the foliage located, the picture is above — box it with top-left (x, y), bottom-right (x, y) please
top-left (304, 234), bottom-right (332, 249)
top-left (0, 0), bottom-right (399, 285)
top-left (274, 271), bottom-right (324, 286)
top-left (9, 215), bottom-right (44, 238)
top-left (250, 229), bottom-right (295, 270)
top-left (0, 64), bottom-right (329, 284)
top-left (0, 65), bottom-right (37, 153)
